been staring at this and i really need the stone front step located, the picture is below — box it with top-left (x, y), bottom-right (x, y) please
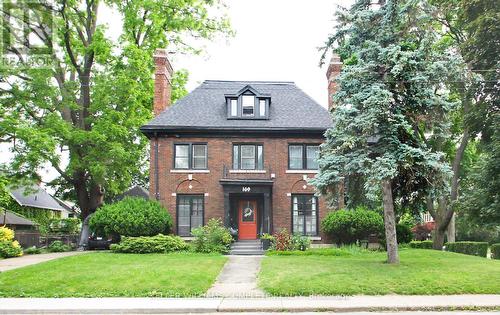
top-left (229, 249), bottom-right (265, 255)
top-left (230, 240), bottom-right (264, 255)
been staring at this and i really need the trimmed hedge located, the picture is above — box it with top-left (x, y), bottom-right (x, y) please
top-left (321, 207), bottom-right (384, 245)
top-left (491, 243), bottom-right (500, 260)
top-left (396, 224), bottom-right (413, 244)
top-left (409, 240), bottom-right (433, 249)
top-left (110, 234), bottom-right (188, 254)
top-left (90, 197), bottom-right (173, 237)
top-left (445, 241), bottom-right (488, 257)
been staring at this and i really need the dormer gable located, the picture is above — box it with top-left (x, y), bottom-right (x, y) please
top-left (225, 85), bottom-right (270, 120)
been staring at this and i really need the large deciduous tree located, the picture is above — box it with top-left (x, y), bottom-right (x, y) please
top-left (425, 0), bottom-right (499, 247)
top-left (313, 0), bottom-right (458, 263)
top-left (0, 0), bottom-right (231, 220)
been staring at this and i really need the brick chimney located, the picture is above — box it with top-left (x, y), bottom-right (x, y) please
top-left (326, 54), bottom-right (342, 111)
top-left (153, 49), bottom-right (173, 116)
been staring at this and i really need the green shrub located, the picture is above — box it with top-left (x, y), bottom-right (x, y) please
top-left (24, 246), bottom-right (42, 254)
top-left (191, 219), bottom-right (232, 254)
top-left (409, 240), bottom-right (433, 249)
top-left (48, 240), bottom-right (71, 252)
top-left (0, 226), bottom-right (15, 241)
top-left (321, 207), bottom-right (384, 245)
top-left (491, 244), bottom-right (500, 260)
top-left (90, 197), bottom-right (173, 237)
top-left (110, 234), bottom-right (188, 253)
top-left (267, 248), bottom-right (351, 256)
top-left (0, 240), bottom-right (23, 258)
top-left (0, 227), bottom-right (23, 258)
top-left (291, 234), bottom-right (311, 251)
top-left (445, 241), bottom-right (488, 257)
top-left (396, 223), bottom-right (413, 244)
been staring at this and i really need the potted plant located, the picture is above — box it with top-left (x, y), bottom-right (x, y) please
top-left (260, 233), bottom-right (274, 250)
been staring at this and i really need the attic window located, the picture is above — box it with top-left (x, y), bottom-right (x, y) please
top-left (242, 95), bottom-right (255, 116)
top-left (226, 86), bottom-right (269, 119)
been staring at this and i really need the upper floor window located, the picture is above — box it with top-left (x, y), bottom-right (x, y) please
top-left (174, 143), bottom-right (207, 169)
top-left (233, 144), bottom-right (264, 170)
top-left (226, 85), bottom-right (269, 119)
top-left (289, 144), bottom-right (320, 170)
top-left (242, 95), bottom-right (255, 116)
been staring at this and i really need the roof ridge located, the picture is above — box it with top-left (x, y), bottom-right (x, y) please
top-left (203, 80), bottom-right (295, 84)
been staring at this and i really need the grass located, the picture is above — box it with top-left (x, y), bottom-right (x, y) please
top-left (0, 252), bottom-right (227, 297)
top-left (259, 248), bottom-right (500, 296)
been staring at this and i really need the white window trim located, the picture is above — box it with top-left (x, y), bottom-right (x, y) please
top-left (286, 170), bottom-right (318, 174)
top-left (170, 169), bottom-right (210, 173)
top-left (229, 170), bottom-right (266, 174)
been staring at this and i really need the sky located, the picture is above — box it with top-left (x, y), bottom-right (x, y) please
top-left (1, 0), bottom-right (350, 190)
top-left (172, 0), bottom-right (348, 108)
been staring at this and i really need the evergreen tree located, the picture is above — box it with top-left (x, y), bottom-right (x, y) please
top-left (313, 0), bottom-right (457, 263)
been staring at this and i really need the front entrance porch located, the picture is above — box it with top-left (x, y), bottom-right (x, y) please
top-left (220, 179), bottom-right (273, 239)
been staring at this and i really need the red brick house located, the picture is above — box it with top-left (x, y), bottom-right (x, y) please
top-left (140, 49), bottom-right (341, 242)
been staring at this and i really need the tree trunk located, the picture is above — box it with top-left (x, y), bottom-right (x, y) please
top-left (446, 213), bottom-right (456, 243)
top-left (381, 179), bottom-right (399, 264)
top-left (337, 180), bottom-right (345, 209)
top-left (432, 198), bottom-right (447, 250)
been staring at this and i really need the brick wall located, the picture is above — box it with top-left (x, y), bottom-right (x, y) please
top-left (149, 135), bottom-right (335, 242)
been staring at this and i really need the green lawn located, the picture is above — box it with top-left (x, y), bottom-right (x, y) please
top-left (259, 248), bottom-right (500, 296)
top-left (0, 252), bottom-right (227, 297)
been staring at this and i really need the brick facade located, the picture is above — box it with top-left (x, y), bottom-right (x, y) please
top-left (149, 135), bottom-right (334, 241)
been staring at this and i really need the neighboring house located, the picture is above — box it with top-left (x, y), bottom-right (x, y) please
top-left (0, 210), bottom-right (37, 231)
top-left (114, 185), bottom-right (150, 202)
top-left (9, 185), bottom-right (67, 218)
top-left (140, 50), bottom-right (342, 242)
top-left (54, 197), bottom-right (80, 218)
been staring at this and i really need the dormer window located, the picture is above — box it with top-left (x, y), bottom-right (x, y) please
top-left (242, 95), bottom-right (255, 116)
top-left (226, 85), bottom-right (270, 120)
top-left (230, 99), bottom-right (238, 116)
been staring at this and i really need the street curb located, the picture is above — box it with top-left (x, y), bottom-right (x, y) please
top-left (1, 296), bottom-right (499, 314)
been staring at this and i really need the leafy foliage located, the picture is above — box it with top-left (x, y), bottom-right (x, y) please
top-left (396, 223), bottom-right (413, 244)
top-left (48, 218), bottom-right (81, 234)
top-left (47, 240), bottom-right (72, 253)
top-left (409, 240), bottom-right (434, 249)
top-left (271, 229), bottom-right (293, 251)
top-left (0, 0), bottom-right (232, 219)
top-left (90, 197), bottom-right (172, 237)
top-left (110, 234), bottom-right (188, 254)
top-left (445, 241), bottom-right (488, 257)
top-left (24, 246), bottom-right (42, 255)
top-left (291, 234), bottom-right (311, 251)
top-left (0, 227), bottom-right (23, 258)
top-left (191, 219), bottom-right (232, 254)
top-left (491, 244), bottom-right (500, 260)
top-left (0, 227), bottom-right (15, 242)
top-left (321, 208), bottom-right (383, 245)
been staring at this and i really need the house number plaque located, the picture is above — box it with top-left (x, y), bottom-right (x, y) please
top-left (242, 186), bottom-right (251, 192)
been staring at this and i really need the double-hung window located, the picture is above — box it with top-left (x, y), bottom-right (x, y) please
top-left (233, 144), bottom-right (264, 170)
top-left (242, 95), bottom-right (255, 116)
top-left (292, 194), bottom-right (318, 236)
top-left (288, 144), bottom-right (320, 170)
top-left (174, 144), bottom-right (207, 169)
top-left (177, 195), bottom-right (204, 236)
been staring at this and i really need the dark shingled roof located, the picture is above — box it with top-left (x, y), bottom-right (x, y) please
top-left (10, 185), bottom-right (66, 212)
top-left (141, 80), bottom-right (331, 134)
top-left (115, 185), bottom-right (150, 202)
top-left (0, 210), bottom-right (37, 226)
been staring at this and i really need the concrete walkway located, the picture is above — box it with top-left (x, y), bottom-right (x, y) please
top-left (0, 295), bottom-right (499, 314)
top-left (206, 255), bottom-right (266, 297)
top-left (0, 251), bottom-right (84, 272)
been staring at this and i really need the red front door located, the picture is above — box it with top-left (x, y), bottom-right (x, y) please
top-left (238, 200), bottom-right (257, 240)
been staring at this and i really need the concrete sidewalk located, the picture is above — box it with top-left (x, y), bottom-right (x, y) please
top-left (0, 295), bottom-right (499, 314)
top-left (0, 251), bottom-right (85, 272)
